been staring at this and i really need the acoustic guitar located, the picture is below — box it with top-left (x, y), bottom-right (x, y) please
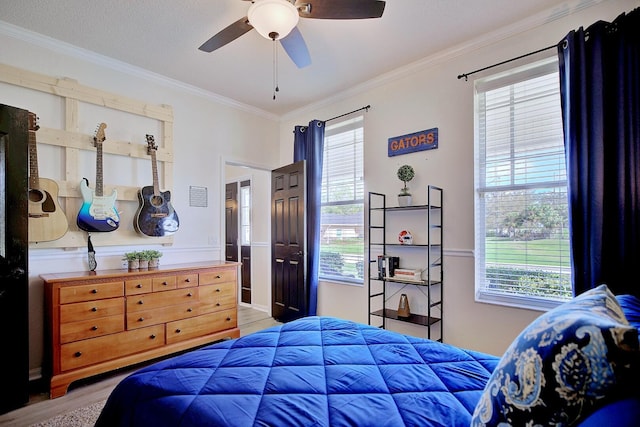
top-left (76, 123), bottom-right (120, 232)
top-left (134, 134), bottom-right (179, 236)
top-left (27, 112), bottom-right (69, 242)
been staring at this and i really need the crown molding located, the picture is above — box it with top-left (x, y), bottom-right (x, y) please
top-left (0, 0), bottom-right (606, 123)
top-left (280, 0), bottom-right (604, 121)
top-left (0, 20), bottom-right (279, 122)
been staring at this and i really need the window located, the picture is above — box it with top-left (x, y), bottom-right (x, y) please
top-left (240, 180), bottom-right (250, 246)
top-left (475, 57), bottom-right (571, 311)
top-left (319, 114), bottom-right (364, 284)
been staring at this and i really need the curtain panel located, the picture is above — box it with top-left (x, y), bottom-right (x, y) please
top-left (293, 120), bottom-right (325, 315)
top-left (558, 7), bottom-right (640, 296)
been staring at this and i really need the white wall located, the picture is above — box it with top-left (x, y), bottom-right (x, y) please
top-left (279, 0), bottom-right (638, 356)
top-left (1, 28), bottom-right (281, 377)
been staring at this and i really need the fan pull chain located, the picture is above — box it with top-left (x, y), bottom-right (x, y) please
top-left (272, 39), bottom-right (280, 100)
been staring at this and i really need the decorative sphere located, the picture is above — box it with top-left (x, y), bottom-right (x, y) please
top-left (397, 165), bottom-right (415, 183)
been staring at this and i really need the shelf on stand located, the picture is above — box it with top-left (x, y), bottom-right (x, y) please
top-left (371, 308), bottom-right (441, 327)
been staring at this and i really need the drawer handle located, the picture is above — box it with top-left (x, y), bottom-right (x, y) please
top-left (91, 289), bottom-right (98, 294)
top-left (187, 308), bottom-right (193, 312)
top-left (91, 326), bottom-right (98, 331)
top-left (162, 281), bottom-right (168, 286)
top-left (216, 275), bottom-right (222, 279)
top-left (175, 328), bottom-right (181, 333)
top-left (138, 300), bottom-right (144, 305)
top-left (150, 334), bottom-right (157, 339)
top-left (187, 292), bottom-right (193, 297)
top-left (216, 303), bottom-right (221, 307)
top-left (216, 288), bottom-right (221, 293)
top-left (185, 278), bottom-right (191, 283)
top-left (136, 284), bottom-right (143, 288)
top-left (226, 317), bottom-right (231, 321)
top-left (91, 307), bottom-right (98, 312)
top-left (138, 317), bottom-right (145, 322)
top-left (74, 351), bottom-right (82, 358)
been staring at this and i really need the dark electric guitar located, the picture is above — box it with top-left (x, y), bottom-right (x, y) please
top-left (134, 134), bottom-right (179, 236)
top-left (27, 112), bottom-right (69, 242)
top-left (76, 123), bottom-right (120, 232)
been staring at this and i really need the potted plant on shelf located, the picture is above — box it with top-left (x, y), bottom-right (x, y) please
top-left (144, 250), bottom-right (163, 268)
top-left (124, 252), bottom-right (140, 270)
top-left (397, 164), bottom-right (415, 206)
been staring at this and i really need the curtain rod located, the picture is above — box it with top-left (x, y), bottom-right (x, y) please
top-left (457, 44), bottom-right (556, 81)
top-left (324, 105), bottom-right (370, 123)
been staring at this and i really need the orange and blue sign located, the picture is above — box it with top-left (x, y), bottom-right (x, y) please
top-left (388, 127), bottom-right (438, 157)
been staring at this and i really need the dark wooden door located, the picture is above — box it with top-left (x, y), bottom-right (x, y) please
top-left (225, 182), bottom-right (238, 262)
top-left (271, 161), bottom-right (306, 322)
top-left (0, 104), bottom-right (30, 413)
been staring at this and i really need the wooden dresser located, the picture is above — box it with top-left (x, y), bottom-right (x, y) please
top-left (43, 261), bottom-right (240, 398)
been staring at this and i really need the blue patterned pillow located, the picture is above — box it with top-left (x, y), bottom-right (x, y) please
top-left (471, 285), bottom-right (639, 426)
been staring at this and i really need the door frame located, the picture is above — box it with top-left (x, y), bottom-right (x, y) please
top-left (224, 177), bottom-right (252, 305)
top-left (222, 156), bottom-right (273, 315)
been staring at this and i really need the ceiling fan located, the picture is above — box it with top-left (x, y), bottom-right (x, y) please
top-left (198, 0), bottom-right (386, 68)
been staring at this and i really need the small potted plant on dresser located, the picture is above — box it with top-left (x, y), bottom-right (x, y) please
top-left (138, 251), bottom-right (151, 269)
top-left (144, 250), bottom-right (163, 268)
top-left (397, 164), bottom-right (415, 206)
top-left (124, 252), bottom-right (140, 270)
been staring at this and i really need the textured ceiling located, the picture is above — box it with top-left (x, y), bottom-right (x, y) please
top-left (1, 0), bottom-right (585, 116)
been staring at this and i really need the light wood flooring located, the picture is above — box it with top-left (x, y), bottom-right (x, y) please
top-left (0, 306), bottom-right (280, 427)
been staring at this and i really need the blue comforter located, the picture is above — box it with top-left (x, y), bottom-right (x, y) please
top-left (96, 316), bottom-right (498, 426)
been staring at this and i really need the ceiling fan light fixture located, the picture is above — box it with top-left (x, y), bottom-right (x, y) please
top-left (248, 0), bottom-right (299, 41)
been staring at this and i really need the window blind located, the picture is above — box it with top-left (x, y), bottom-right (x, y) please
top-left (475, 58), bottom-right (571, 310)
top-left (319, 115), bottom-right (365, 284)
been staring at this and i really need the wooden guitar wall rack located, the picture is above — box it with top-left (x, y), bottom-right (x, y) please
top-left (0, 63), bottom-right (175, 249)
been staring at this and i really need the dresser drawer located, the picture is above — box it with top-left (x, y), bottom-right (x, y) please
top-left (152, 275), bottom-right (177, 292)
top-left (199, 268), bottom-right (237, 286)
top-left (127, 302), bottom-right (199, 329)
top-left (125, 278), bottom-right (152, 295)
top-left (199, 282), bottom-right (236, 313)
top-left (60, 315), bottom-right (124, 344)
top-left (60, 325), bottom-right (164, 371)
top-left (59, 297), bottom-right (124, 324)
top-left (59, 281), bottom-right (124, 304)
top-left (166, 308), bottom-right (236, 344)
top-left (177, 273), bottom-right (198, 288)
top-left (127, 287), bottom-right (198, 313)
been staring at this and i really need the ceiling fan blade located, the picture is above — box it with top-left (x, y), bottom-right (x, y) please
top-left (280, 27), bottom-right (311, 68)
top-left (198, 17), bottom-right (253, 52)
top-left (296, 0), bottom-right (385, 19)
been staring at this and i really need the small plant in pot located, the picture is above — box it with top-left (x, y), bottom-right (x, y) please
top-left (144, 250), bottom-right (163, 268)
top-left (124, 252), bottom-right (140, 270)
top-left (397, 164), bottom-right (415, 206)
top-left (137, 251), bottom-right (152, 270)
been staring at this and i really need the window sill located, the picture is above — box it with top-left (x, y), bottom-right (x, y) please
top-left (319, 277), bottom-right (363, 287)
top-left (475, 290), bottom-right (570, 312)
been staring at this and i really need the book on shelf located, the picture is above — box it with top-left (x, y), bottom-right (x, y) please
top-left (392, 268), bottom-right (422, 281)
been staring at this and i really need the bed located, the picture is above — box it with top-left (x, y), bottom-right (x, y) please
top-left (96, 316), bottom-right (499, 426)
top-left (96, 286), bottom-right (640, 426)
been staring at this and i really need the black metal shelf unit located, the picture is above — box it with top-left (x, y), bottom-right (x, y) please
top-left (367, 186), bottom-right (443, 341)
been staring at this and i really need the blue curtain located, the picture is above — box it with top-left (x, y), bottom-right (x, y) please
top-left (558, 7), bottom-right (640, 295)
top-left (293, 120), bottom-right (325, 315)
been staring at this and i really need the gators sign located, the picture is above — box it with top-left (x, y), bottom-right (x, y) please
top-left (388, 127), bottom-right (438, 157)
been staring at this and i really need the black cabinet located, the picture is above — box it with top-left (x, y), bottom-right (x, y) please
top-left (368, 186), bottom-right (443, 341)
top-left (0, 104), bottom-right (30, 413)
